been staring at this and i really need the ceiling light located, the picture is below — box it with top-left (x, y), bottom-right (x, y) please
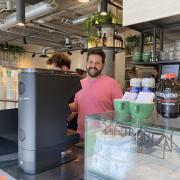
top-left (36, 19), bottom-right (45, 24)
top-left (39, 54), bottom-right (48, 58)
top-left (65, 38), bottom-right (73, 49)
top-left (23, 36), bottom-right (27, 44)
top-left (39, 47), bottom-right (51, 58)
top-left (80, 48), bottom-right (88, 55)
top-left (16, 0), bottom-right (25, 26)
top-left (100, 0), bottom-right (108, 16)
top-left (78, 0), bottom-right (89, 3)
top-left (67, 51), bottom-right (72, 56)
top-left (32, 53), bottom-right (36, 58)
top-left (17, 22), bottom-right (25, 26)
top-left (4, 42), bottom-right (8, 50)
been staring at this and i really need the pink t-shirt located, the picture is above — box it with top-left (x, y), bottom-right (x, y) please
top-left (74, 75), bottom-right (123, 138)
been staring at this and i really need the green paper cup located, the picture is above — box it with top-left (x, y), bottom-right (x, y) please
top-left (114, 99), bottom-right (130, 115)
top-left (129, 102), bottom-right (154, 122)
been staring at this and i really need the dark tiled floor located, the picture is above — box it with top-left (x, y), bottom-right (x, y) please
top-left (0, 146), bottom-right (84, 180)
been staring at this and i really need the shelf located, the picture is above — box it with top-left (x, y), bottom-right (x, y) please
top-left (0, 65), bottom-right (20, 70)
top-left (0, 99), bottom-right (18, 103)
top-left (157, 60), bottom-right (180, 64)
top-left (88, 47), bottom-right (125, 52)
top-left (133, 60), bottom-right (180, 66)
top-left (95, 23), bottom-right (122, 29)
top-left (129, 14), bottom-right (180, 32)
top-left (125, 55), bottom-right (133, 58)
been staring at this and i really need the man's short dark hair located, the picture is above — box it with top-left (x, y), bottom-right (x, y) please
top-left (47, 53), bottom-right (71, 69)
top-left (87, 49), bottom-right (106, 65)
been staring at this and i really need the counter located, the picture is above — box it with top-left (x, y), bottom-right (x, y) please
top-left (0, 145), bottom-right (84, 180)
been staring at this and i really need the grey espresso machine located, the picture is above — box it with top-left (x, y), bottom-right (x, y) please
top-left (18, 68), bottom-right (81, 174)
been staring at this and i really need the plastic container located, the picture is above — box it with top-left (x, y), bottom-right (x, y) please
top-left (130, 78), bottom-right (142, 93)
top-left (142, 78), bottom-right (155, 92)
top-left (160, 74), bottom-right (179, 118)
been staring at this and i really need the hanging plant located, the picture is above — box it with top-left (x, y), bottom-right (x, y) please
top-left (83, 11), bottom-right (120, 36)
top-left (0, 43), bottom-right (25, 56)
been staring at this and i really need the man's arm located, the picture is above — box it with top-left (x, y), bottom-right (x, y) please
top-left (69, 102), bottom-right (78, 112)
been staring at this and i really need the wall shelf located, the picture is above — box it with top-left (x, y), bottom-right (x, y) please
top-left (95, 24), bottom-right (123, 29)
top-left (88, 46), bottom-right (125, 52)
top-left (133, 60), bottom-right (180, 66)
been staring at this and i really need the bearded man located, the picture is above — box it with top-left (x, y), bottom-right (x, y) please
top-left (70, 49), bottom-right (123, 138)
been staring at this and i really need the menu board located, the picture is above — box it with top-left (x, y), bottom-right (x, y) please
top-left (161, 64), bottom-right (179, 80)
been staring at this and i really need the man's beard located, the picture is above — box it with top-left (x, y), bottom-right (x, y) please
top-left (87, 67), bottom-right (102, 78)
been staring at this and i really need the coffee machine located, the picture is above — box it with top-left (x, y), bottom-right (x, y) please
top-left (18, 68), bottom-right (81, 174)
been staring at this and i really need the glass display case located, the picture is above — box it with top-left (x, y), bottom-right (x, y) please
top-left (85, 111), bottom-right (180, 180)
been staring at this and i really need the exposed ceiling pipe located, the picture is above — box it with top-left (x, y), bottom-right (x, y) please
top-left (6, 0), bottom-right (14, 11)
top-left (0, 0), bottom-right (58, 30)
top-left (0, 0), bottom-right (14, 13)
top-left (72, 13), bottom-right (95, 25)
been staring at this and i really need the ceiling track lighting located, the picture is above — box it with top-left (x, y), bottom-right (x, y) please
top-left (100, 0), bottom-right (108, 16)
top-left (78, 0), bottom-right (90, 3)
top-left (32, 53), bottom-right (36, 58)
top-left (16, 0), bottom-right (25, 26)
top-left (39, 54), bottom-right (49, 58)
top-left (23, 36), bottom-right (27, 44)
top-left (39, 47), bottom-right (52, 58)
top-left (80, 48), bottom-right (88, 55)
top-left (4, 42), bottom-right (8, 50)
top-left (67, 51), bottom-right (72, 56)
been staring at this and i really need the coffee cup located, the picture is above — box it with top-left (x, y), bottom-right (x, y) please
top-left (129, 102), bottom-right (154, 122)
top-left (114, 99), bottom-right (131, 115)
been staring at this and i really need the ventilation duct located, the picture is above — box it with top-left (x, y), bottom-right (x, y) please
top-left (0, 1), bottom-right (58, 30)
top-left (7, 0), bottom-right (14, 11)
top-left (72, 14), bottom-right (92, 25)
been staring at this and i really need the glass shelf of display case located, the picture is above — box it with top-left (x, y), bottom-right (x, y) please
top-left (85, 111), bottom-right (180, 179)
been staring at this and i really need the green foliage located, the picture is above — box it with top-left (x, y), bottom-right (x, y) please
top-left (0, 43), bottom-right (25, 55)
top-left (125, 35), bottom-right (140, 52)
top-left (83, 11), bottom-right (120, 36)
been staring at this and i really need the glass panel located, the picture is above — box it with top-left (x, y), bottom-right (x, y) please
top-left (85, 111), bottom-right (180, 179)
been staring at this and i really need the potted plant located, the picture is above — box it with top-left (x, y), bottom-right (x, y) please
top-left (125, 35), bottom-right (140, 55)
top-left (83, 11), bottom-right (120, 36)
